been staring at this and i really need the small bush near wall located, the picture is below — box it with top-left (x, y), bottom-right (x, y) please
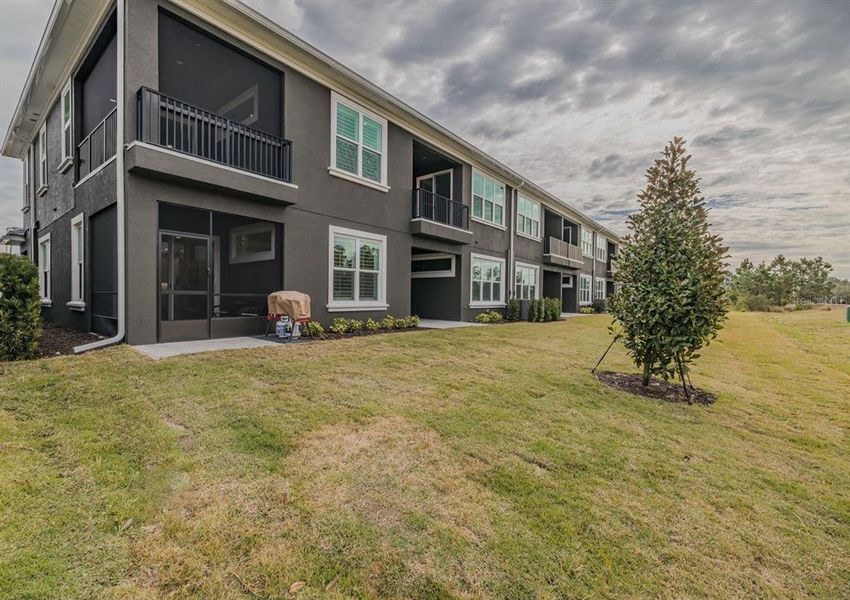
top-left (579, 306), bottom-right (595, 314)
top-left (328, 315), bottom-right (419, 335)
top-left (592, 299), bottom-right (608, 314)
top-left (0, 254), bottom-right (42, 361)
top-left (474, 311), bottom-right (504, 324)
top-left (507, 298), bottom-right (520, 321)
top-left (543, 297), bottom-right (562, 321)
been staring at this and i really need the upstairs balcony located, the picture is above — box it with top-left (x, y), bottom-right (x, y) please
top-left (410, 188), bottom-right (472, 244)
top-left (78, 108), bottom-right (117, 180)
top-left (544, 236), bottom-right (583, 268)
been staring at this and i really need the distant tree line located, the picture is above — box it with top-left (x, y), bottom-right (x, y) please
top-left (726, 255), bottom-right (836, 310)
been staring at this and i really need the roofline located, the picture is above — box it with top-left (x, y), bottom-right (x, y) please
top-left (218, 0), bottom-right (623, 242)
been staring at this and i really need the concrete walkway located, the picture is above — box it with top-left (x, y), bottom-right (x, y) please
top-left (133, 336), bottom-right (279, 359)
top-left (560, 312), bottom-right (591, 318)
top-left (418, 319), bottom-right (484, 329)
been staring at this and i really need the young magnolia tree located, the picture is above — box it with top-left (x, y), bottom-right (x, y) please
top-left (608, 137), bottom-right (728, 400)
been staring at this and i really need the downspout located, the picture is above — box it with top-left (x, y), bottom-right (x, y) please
top-left (75, 0), bottom-right (125, 353)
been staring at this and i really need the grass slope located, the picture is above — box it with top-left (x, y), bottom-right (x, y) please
top-left (1, 310), bottom-right (848, 598)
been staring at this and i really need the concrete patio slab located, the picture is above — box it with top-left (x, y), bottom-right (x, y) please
top-left (132, 336), bottom-right (279, 359)
top-left (418, 319), bottom-right (485, 329)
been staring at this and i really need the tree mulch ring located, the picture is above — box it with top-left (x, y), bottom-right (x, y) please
top-left (39, 324), bottom-right (104, 358)
top-left (595, 371), bottom-right (716, 405)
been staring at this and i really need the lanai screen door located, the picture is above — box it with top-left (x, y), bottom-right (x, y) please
top-left (159, 232), bottom-right (210, 341)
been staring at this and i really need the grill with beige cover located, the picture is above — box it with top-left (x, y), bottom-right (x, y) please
top-left (265, 291), bottom-right (313, 338)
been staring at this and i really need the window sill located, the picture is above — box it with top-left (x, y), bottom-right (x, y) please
top-left (470, 216), bottom-right (506, 231)
top-left (36, 185), bottom-right (48, 197)
top-left (40, 299), bottom-right (52, 307)
top-left (470, 302), bottom-right (506, 309)
top-left (66, 300), bottom-right (86, 312)
top-left (327, 302), bottom-right (390, 312)
top-left (57, 157), bottom-right (73, 174)
top-left (328, 167), bottom-right (390, 192)
top-left (21, 206), bottom-right (30, 213)
top-left (515, 230), bottom-right (542, 242)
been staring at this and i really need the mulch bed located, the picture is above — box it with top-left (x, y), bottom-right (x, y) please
top-left (38, 324), bottom-right (104, 358)
top-left (595, 370), bottom-right (716, 405)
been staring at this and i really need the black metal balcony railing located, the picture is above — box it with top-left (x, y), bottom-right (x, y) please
top-left (136, 87), bottom-right (292, 182)
top-left (412, 188), bottom-right (469, 230)
top-left (78, 108), bottom-right (117, 180)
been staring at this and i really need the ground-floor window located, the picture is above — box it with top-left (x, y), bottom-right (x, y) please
top-left (579, 274), bottom-right (592, 305)
top-left (595, 278), bottom-right (606, 300)
top-left (38, 233), bottom-right (51, 304)
top-left (411, 253), bottom-right (455, 278)
top-left (514, 262), bottom-right (539, 300)
top-left (561, 274), bottom-right (573, 288)
top-left (471, 253), bottom-right (505, 306)
top-left (70, 213), bottom-right (85, 306)
top-left (328, 225), bottom-right (387, 311)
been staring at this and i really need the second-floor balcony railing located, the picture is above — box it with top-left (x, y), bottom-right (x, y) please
top-left (136, 87), bottom-right (292, 183)
top-left (412, 188), bottom-right (469, 230)
top-left (78, 107), bottom-right (117, 180)
top-left (545, 236), bottom-right (583, 262)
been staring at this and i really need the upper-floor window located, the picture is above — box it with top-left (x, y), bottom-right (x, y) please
top-left (22, 149), bottom-right (30, 210)
top-left (581, 228), bottom-right (593, 258)
top-left (472, 170), bottom-right (505, 227)
top-left (596, 234), bottom-right (607, 262)
top-left (514, 262), bottom-right (539, 300)
top-left (471, 253), bottom-right (505, 306)
top-left (37, 124), bottom-right (48, 195)
top-left (516, 194), bottom-right (540, 239)
top-left (59, 79), bottom-right (73, 172)
top-left (330, 93), bottom-right (388, 188)
top-left (328, 225), bottom-right (387, 311)
top-left (38, 233), bottom-right (51, 305)
top-left (70, 214), bottom-right (85, 308)
top-left (579, 274), bottom-right (592, 305)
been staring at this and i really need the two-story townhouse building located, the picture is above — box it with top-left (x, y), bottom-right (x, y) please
top-left (1, 0), bottom-right (621, 349)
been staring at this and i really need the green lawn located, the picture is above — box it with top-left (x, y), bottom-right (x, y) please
top-left (1, 309), bottom-right (848, 598)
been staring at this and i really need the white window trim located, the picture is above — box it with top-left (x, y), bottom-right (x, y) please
top-left (327, 225), bottom-right (388, 311)
top-left (596, 234), bottom-right (607, 263)
top-left (329, 91), bottom-right (389, 190)
top-left (68, 213), bottom-right (85, 310)
top-left (581, 228), bottom-right (593, 258)
top-left (579, 274), bottom-right (592, 305)
top-left (58, 78), bottom-right (73, 173)
top-left (595, 277), bottom-right (607, 300)
top-left (22, 148), bottom-right (31, 211)
top-left (470, 252), bottom-right (506, 308)
top-left (470, 168), bottom-right (506, 228)
top-left (415, 168), bottom-right (453, 200)
top-left (516, 194), bottom-right (542, 241)
top-left (514, 260), bottom-right (540, 300)
top-left (38, 232), bottom-right (51, 306)
top-left (229, 222), bottom-right (276, 264)
top-left (411, 253), bottom-right (456, 279)
top-left (561, 274), bottom-right (573, 288)
top-left (37, 123), bottom-right (48, 196)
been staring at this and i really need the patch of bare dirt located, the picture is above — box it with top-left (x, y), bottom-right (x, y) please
top-left (596, 371), bottom-right (716, 405)
top-left (38, 323), bottom-right (103, 358)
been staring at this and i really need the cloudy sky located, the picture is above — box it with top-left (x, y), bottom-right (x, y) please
top-left (1, 0), bottom-right (848, 276)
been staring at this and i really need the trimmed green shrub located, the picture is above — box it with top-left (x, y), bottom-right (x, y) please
top-left (365, 318), bottom-right (380, 332)
top-left (0, 254), bottom-right (42, 361)
top-left (379, 316), bottom-right (396, 330)
top-left (474, 310), bottom-right (503, 323)
top-left (507, 298), bottom-right (520, 321)
top-left (592, 298), bottom-right (607, 314)
top-left (542, 297), bottom-right (562, 322)
top-left (348, 319), bottom-right (364, 334)
top-left (579, 305), bottom-right (595, 314)
top-left (302, 321), bottom-right (325, 338)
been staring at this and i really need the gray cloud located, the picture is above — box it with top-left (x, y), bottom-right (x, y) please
top-left (1, 0), bottom-right (848, 277)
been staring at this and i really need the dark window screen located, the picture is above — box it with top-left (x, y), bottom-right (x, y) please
top-left (158, 11), bottom-right (282, 137)
top-left (412, 257), bottom-right (453, 273)
top-left (81, 33), bottom-right (117, 137)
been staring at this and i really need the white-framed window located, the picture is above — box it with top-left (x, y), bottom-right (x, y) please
top-left (471, 169), bottom-right (505, 227)
top-left (38, 233), bottom-right (51, 305)
top-left (59, 79), bottom-right (73, 172)
top-left (22, 148), bottom-right (31, 210)
top-left (561, 274), bottom-right (573, 288)
top-left (514, 262), bottom-right (539, 300)
top-left (229, 222), bottom-right (275, 264)
top-left (516, 194), bottom-right (540, 239)
top-left (581, 228), bottom-right (593, 258)
top-left (37, 123), bottom-right (48, 195)
top-left (328, 225), bottom-right (387, 311)
top-left (68, 214), bottom-right (85, 309)
top-left (596, 234), bottom-right (607, 262)
top-left (470, 253), bottom-right (505, 306)
top-left (595, 278), bottom-right (607, 300)
top-left (330, 92), bottom-right (388, 189)
top-left (411, 253), bottom-right (455, 278)
top-left (579, 274), bottom-right (592, 305)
